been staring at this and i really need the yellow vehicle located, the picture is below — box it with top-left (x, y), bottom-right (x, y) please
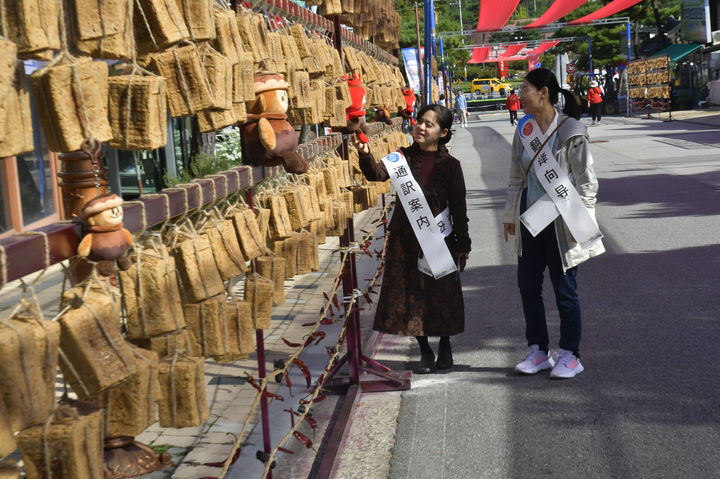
top-left (470, 78), bottom-right (512, 95)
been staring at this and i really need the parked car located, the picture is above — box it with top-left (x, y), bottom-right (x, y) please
top-left (470, 78), bottom-right (512, 96)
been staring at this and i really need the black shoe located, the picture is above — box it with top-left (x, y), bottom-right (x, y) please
top-left (417, 350), bottom-right (435, 374)
top-left (436, 340), bottom-right (453, 370)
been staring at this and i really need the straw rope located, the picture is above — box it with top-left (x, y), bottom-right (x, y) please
top-left (144, 193), bottom-right (173, 223)
top-left (15, 231), bottom-right (51, 289)
top-left (176, 182), bottom-right (204, 210)
top-left (134, 0), bottom-right (159, 49)
top-left (123, 200), bottom-right (148, 232)
top-left (260, 203), bottom-right (391, 478)
top-left (216, 200), bottom-right (393, 478)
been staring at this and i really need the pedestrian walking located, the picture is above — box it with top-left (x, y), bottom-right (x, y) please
top-left (587, 80), bottom-right (604, 125)
top-left (502, 68), bottom-right (604, 379)
top-left (506, 89), bottom-right (520, 125)
top-left (455, 89), bottom-right (468, 127)
top-left (353, 104), bottom-right (470, 374)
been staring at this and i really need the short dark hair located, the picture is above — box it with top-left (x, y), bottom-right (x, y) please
top-left (416, 104), bottom-right (454, 145)
top-left (525, 67), bottom-right (581, 120)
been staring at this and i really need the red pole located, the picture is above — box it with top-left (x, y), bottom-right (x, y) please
top-left (248, 188), bottom-right (273, 478)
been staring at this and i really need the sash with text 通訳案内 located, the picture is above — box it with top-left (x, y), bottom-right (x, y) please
top-left (517, 114), bottom-right (602, 247)
top-left (381, 150), bottom-right (457, 279)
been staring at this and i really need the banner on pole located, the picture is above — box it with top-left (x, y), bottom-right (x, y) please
top-left (401, 47), bottom-right (422, 92)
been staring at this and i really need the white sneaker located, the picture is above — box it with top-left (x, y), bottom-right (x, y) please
top-left (515, 345), bottom-right (554, 374)
top-left (550, 349), bottom-right (584, 379)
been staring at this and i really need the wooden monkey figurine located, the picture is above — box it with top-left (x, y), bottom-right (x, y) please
top-left (77, 193), bottom-right (133, 277)
top-left (240, 73), bottom-right (308, 174)
top-left (374, 106), bottom-right (392, 125)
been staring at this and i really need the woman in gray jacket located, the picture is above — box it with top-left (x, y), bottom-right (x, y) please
top-left (502, 68), bottom-right (604, 379)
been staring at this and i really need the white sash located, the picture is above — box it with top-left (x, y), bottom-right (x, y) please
top-left (381, 151), bottom-right (457, 279)
top-left (517, 114), bottom-right (603, 247)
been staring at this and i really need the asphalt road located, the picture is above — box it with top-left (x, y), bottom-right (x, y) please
top-left (385, 115), bottom-right (720, 479)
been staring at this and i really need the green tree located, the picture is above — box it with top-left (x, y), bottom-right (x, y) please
top-left (551, 0), bottom-right (681, 71)
top-left (395, 0), bottom-right (680, 79)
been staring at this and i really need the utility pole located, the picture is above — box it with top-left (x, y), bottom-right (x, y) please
top-left (415, 2), bottom-right (425, 101)
top-left (458, 0), bottom-right (466, 81)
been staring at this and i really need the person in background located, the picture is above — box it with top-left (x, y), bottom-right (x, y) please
top-left (455, 89), bottom-right (468, 127)
top-left (587, 80), bottom-right (604, 125)
top-left (502, 68), bottom-right (604, 379)
top-left (506, 89), bottom-right (520, 126)
top-left (354, 104), bottom-right (470, 374)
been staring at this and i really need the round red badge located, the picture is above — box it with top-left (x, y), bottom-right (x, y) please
top-left (522, 122), bottom-right (533, 136)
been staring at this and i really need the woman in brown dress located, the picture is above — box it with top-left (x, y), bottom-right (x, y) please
top-left (353, 104), bottom-right (470, 374)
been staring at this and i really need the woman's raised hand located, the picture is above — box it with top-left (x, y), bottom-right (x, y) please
top-left (351, 134), bottom-right (370, 154)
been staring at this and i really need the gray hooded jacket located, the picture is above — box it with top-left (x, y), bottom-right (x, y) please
top-left (502, 110), bottom-right (605, 271)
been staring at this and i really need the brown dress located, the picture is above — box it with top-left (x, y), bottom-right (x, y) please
top-left (359, 143), bottom-right (471, 336)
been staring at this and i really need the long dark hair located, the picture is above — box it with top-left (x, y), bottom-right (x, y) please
top-left (525, 67), bottom-right (581, 120)
top-left (416, 104), bottom-right (454, 147)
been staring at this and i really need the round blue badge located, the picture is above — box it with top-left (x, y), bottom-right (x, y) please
top-left (386, 152), bottom-right (401, 163)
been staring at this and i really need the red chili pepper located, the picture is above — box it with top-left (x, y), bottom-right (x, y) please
top-left (293, 430), bottom-right (313, 448)
top-left (284, 370), bottom-right (293, 396)
top-left (323, 291), bottom-right (330, 302)
top-left (301, 321), bottom-right (317, 327)
top-left (304, 415), bottom-right (318, 430)
top-left (332, 294), bottom-right (340, 309)
top-left (303, 331), bottom-right (326, 347)
top-left (263, 390), bottom-right (284, 401)
top-left (282, 338), bottom-right (302, 348)
top-left (299, 394), bottom-right (327, 405)
top-left (363, 292), bottom-right (373, 304)
top-left (361, 229), bottom-right (369, 234)
top-left (246, 375), bottom-right (261, 391)
top-left (278, 447), bottom-right (294, 454)
top-left (320, 318), bottom-right (334, 325)
top-left (293, 358), bottom-right (312, 388)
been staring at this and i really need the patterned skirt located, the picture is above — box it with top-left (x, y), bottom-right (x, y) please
top-left (372, 226), bottom-right (465, 337)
